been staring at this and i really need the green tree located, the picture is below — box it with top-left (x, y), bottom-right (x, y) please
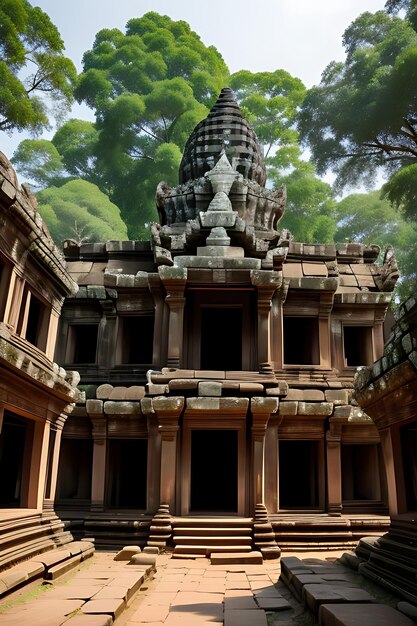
top-left (299, 7), bottom-right (417, 203)
top-left (334, 190), bottom-right (417, 298)
top-left (275, 162), bottom-right (337, 243)
top-left (0, 0), bottom-right (77, 134)
top-left (230, 69), bottom-right (306, 166)
top-left (75, 12), bottom-right (229, 237)
top-left (37, 179), bottom-right (128, 245)
top-left (11, 138), bottom-right (66, 187)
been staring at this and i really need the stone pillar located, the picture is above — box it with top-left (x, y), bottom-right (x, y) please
top-left (379, 427), bottom-right (400, 515)
top-left (43, 426), bottom-right (63, 511)
top-left (27, 420), bottom-right (50, 510)
top-left (250, 271), bottom-right (282, 375)
top-left (86, 399), bottom-right (107, 512)
top-left (326, 421), bottom-right (342, 516)
top-left (159, 267), bottom-right (187, 368)
top-left (250, 397), bottom-right (279, 509)
top-left (148, 273), bottom-right (166, 368)
top-left (153, 396), bottom-right (184, 513)
top-left (319, 291), bottom-right (335, 367)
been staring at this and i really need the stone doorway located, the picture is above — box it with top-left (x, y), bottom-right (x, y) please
top-left (0, 412), bottom-right (33, 507)
top-left (200, 308), bottom-right (242, 370)
top-left (106, 439), bottom-right (148, 509)
top-left (279, 440), bottom-right (321, 509)
top-left (190, 429), bottom-right (238, 513)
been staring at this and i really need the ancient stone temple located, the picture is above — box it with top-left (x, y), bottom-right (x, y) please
top-left (50, 89), bottom-right (401, 554)
top-left (0, 152), bottom-right (80, 569)
top-left (22, 89), bottom-right (401, 555)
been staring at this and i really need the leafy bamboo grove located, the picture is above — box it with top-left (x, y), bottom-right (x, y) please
top-left (3, 0), bottom-right (417, 297)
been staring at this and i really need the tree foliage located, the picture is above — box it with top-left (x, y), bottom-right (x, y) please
top-left (37, 179), bottom-right (128, 245)
top-left (299, 7), bottom-right (417, 206)
top-left (334, 190), bottom-right (417, 298)
top-left (74, 12), bottom-right (229, 237)
top-left (275, 162), bottom-right (337, 243)
top-left (0, 0), bottom-right (77, 134)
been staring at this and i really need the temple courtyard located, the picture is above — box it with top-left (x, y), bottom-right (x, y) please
top-left (0, 547), bottom-right (415, 626)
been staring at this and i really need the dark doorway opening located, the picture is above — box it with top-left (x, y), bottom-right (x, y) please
top-left (200, 308), bottom-right (242, 370)
top-left (343, 326), bottom-right (373, 366)
top-left (342, 444), bottom-right (382, 501)
top-left (283, 317), bottom-right (320, 365)
top-left (0, 412), bottom-right (32, 507)
top-left (56, 438), bottom-right (93, 502)
top-left (191, 430), bottom-right (238, 512)
top-left (107, 439), bottom-right (147, 509)
top-left (401, 425), bottom-right (417, 511)
top-left (279, 440), bottom-right (319, 508)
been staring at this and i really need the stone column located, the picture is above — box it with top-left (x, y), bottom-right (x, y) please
top-left (153, 396), bottom-right (184, 513)
top-left (27, 420), bottom-right (50, 510)
top-left (251, 271), bottom-right (282, 375)
top-left (159, 267), bottom-right (187, 369)
top-left (326, 421), bottom-right (342, 516)
top-left (98, 296), bottom-right (117, 369)
top-left (86, 399), bottom-right (107, 512)
top-left (250, 397), bottom-right (279, 509)
top-left (148, 273), bottom-right (166, 368)
top-left (43, 426), bottom-right (63, 511)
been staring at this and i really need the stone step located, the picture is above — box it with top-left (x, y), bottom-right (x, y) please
top-left (210, 551), bottom-right (263, 565)
top-left (174, 527), bottom-right (252, 536)
top-left (171, 517), bottom-right (252, 527)
top-left (173, 535), bottom-right (252, 545)
top-left (174, 544), bottom-right (252, 555)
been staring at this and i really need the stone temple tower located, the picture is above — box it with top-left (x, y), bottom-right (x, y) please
top-left (52, 87), bottom-right (399, 557)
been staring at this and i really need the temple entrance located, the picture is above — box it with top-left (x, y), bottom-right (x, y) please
top-left (279, 440), bottom-right (320, 509)
top-left (200, 308), bottom-right (242, 370)
top-left (190, 430), bottom-right (238, 513)
top-left (0, 412), bottom-right (32, 507)
top-left (106, 439), bottom-right (147, 509)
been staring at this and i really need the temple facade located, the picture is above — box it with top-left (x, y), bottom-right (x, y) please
top-left (51, 89), bottom-right (399, 554)
top-left (0, 152), bottom-right (79, 568)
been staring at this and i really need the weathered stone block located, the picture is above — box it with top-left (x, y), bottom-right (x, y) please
top-left (198, 381), bottom-right (222, 396)
top-left (325, 389), bottom-right (349, 404)
top-left (251, 397), bottom-right (279, 413)
top-left (298, 402), bottom-right (333, 416)
top-left (278, 401), bottom-right (298, 415)
top-left (128, 554), bottom-right (156, 567)
top-left (103, 401), bottom-right (141, 415)
top-left (125, 386), bottom-right (145, 400)
top-left (114, 546), bottom-right (141, 561)
top-left (86, 399), bottom-right (104, 415)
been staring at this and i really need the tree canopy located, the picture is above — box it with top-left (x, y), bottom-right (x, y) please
top-left (37, 179), bottom-right (128, 244)
top-left (0, 0), bottom-right (77, 134)
top-left (299, 5), bottom-right (417, 216)
top-left (73, 12), bottom-right (229, 237)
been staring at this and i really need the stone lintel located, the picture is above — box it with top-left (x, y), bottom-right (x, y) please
top-left (174, 256), bottom-right (261, 270)
top-left (289, 277), bottom-right (338, 291)
top-left (103, 401), bottom-right (142, 416)
top-left (186, 397), bottom-right (249, 413)
top-left (298, 401), bottom-right (334, 416)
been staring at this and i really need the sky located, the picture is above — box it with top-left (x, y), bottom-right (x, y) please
top-left (2, 0), bottom-right (388, 183)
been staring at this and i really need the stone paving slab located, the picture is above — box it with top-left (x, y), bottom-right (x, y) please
top-left (318, 602), bottom-right (417, 626)
top-left (64, 616), bottom-right (113, 626)
top-left (224, 608), bottom-right (268, 626)
top-left (81, 597), bottom-right (126, 619)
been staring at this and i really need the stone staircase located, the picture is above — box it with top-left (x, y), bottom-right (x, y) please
top-left (271, 514), bottom-right (390, 551)
top-left (0, 512), bottom-right (73, 572)
top-left (171, 516), bottom-right (253, 558)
